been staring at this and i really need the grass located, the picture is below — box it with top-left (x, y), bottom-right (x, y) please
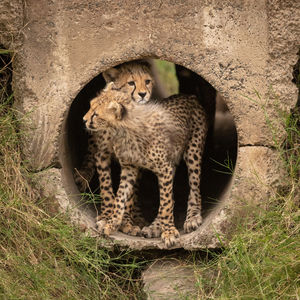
top-left (154, 59), bottom-right (179, 96)
top-left (0, 51), bottom-right (299, 299)
top-left (0, 51), bottom-right (146, 299)
top-left (192, 190), bottom-right (299, 299)
top-left (190, 93), bottom-right (300, 299)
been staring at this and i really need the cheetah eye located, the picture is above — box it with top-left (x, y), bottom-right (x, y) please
top-left (145, 79), bottom-right (151, 85)
top-left (128, 81), bottom-right (135, 86)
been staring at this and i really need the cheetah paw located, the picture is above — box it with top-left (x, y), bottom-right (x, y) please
top-left (102, 216), bottom-right (124, 236)
top-left (120, 223), bottom-right (142, 236)
top-left (184, 214), bottom-right (202, 233)
top-left (96, 219), bottom-right (108, 233)
top-left (141, 218), bottom-right (161, 238)
top-left (102, 222), bottom-right (119, 236)
top-left (141, 224), bottom-right (161, 238)
top-left (161, 228), bottom-right (180, 248)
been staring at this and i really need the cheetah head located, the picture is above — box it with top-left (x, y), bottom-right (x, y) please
top-left (83, 82), bottom-right (128, 131)
top-left (102, 60), bottom-right (154, 104)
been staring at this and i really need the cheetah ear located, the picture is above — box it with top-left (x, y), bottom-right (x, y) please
top-left (103, 67), bottom-right (120, 83)
top-left (103, 81), bottom-right (116, 91)
top-left (137, 59), bottom-right (151, 69)
top-left (107, 101), bottom-right (126, 120)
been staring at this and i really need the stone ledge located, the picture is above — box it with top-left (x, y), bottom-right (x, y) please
top-left (36, 145), bottom-right (286, 250)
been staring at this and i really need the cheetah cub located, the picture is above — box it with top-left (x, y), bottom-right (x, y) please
top-left (83, 82), bottom-right (208, 248)
top-left (74, 61), bottom-right (154, 233)
top-left (74, 60), bottom-right (154, 191)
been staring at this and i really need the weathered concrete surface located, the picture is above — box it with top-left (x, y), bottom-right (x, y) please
top-left (0, 0), bottom-right (23, 48)
top-left (37, 145), bottom-right (285, 250)
top-left (36, 168), bottom-right (96, 230)
top-left (1, 0), bottom-right (299, 249)
top-left (7, 0), bottom-right (299, 170)
top-left (142, 259), bottom-right (197, 299)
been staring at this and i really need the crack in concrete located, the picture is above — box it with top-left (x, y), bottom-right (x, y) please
top-left (239, 144), bottom-right (277, 150)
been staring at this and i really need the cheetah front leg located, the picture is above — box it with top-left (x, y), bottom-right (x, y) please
top-left (153, 165), bottom-right (179, 247)
top-left (100, 165), bottom-right (140, 236)
top-left (94, 144), bottom-right (115, 231)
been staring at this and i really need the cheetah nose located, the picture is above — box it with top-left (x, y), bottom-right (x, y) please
top-left (138, 92), bottom-right (146, 99)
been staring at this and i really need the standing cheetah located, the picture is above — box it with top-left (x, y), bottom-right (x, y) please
top-left (83, 82), bottom-right (208, 247)
top-left (74, 60), bottom-right (154, 233)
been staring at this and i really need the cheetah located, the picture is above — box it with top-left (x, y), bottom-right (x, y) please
top-left (83, 82), bottom-right (208, 247)
top-left (74, 60), bottom-right (154, 233)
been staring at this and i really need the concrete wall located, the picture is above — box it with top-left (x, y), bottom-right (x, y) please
top-left (1, 0), bottom-right (299, 249)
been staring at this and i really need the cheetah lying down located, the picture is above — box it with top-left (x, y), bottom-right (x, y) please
top-left (83, 82), bottom-right (208, 247)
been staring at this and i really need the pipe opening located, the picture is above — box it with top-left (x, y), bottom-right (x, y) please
top-left (65, 59), bottom-right (238, 235)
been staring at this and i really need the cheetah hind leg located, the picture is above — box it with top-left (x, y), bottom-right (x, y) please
top-left (130, 171), bottom-right (148, 228)
top-left (131, 208), bottom-right (148, 229)
top-left (183, 121), bottom-right (206, 233)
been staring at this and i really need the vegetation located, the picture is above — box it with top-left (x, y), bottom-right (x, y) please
top-left (154, 59), bottom-right (179, 96)
top-left (191, 66), bottom-right (300, 299)
top-left (0, 51), bottom-right (146, 299)
top-left (193, 127), bottom-right (299, 299)
top-left (0, 50), bottom-right (299, 299)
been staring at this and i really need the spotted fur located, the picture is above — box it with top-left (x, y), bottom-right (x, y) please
top-left (83, 83), bottom-right (208, 248)
top-left (74, 61), bottom-right (154, 234)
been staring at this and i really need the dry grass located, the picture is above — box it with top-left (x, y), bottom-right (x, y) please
top-left (0, 50), bottom-right (146, 300)
top-left (0, 50), bottom-right (299, 299)
top-left (190, 92), bottom-right (300, 299)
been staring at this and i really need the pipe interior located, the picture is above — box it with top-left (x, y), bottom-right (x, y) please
top-left (67, 59), bottom-right (238, 230)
